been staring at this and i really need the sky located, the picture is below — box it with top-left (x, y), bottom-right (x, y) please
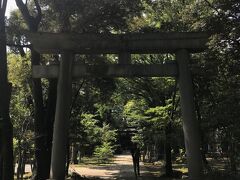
top-left (6, 0), bottom-right (18, 17)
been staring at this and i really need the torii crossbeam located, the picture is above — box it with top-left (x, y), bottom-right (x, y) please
top-left (28, 32), bottom-right (209, 180)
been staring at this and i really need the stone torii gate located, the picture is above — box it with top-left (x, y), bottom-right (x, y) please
top-left (28, 32), bottom-right (209, 180)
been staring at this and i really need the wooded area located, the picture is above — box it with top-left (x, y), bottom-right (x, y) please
top-left (0, 0), bottom-right (240, 180)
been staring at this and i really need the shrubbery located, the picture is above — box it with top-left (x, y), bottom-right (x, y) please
top-left (94, 123), bottom-right (117, 163)
top-left (94, 142), bottom-right (115, 163)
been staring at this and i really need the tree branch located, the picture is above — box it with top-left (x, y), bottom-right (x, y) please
top-left (15, 0), bottom-right (32, 26)
top-left (34, 0), bottom-right (42, 25)
top-left (15, 0), bottom-right (42, 31)
top-left (69, 80), bottom-right (86, 119)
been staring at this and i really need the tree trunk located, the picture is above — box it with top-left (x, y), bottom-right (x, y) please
top-left (0, 90), bottom-right (13, 180)
top-left (149, 146), bottom-right (153, 162)
top-left (30, 49), bottom-right (48, 180)
top-left (0, 4), bottom-right (14, 180)
top-left (17, 143), bottom-right (22, 180)
top-left (0, 155), bottom-right (2, 178)
top-left (20, 149), bottom-right (26, 180)
top-left (142, 149), bottom-right (146, 162)
top-left (66, 140), bottom-right (71, 176)
top-left (13, 145), bottom-right (18, 177)
top-left (229, 134), bottom-right (237, 172)
top-left (30, 52), bottom-right (58, 180)
top-left (78, 149), bottom-right (82, 163)
top-left (165, 123), bottom-right (173, 176)
top-left (195, 95), bottom-right (211, 172)
top-left (15, 1), bottom-right (57, 178)
top-left (71, 143), bottom-right (79, 164)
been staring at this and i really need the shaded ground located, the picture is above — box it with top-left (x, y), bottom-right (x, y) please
top-left (14, 153), bottom-right (240, 179)
top-left (69, 154), bottom-right (173, 180)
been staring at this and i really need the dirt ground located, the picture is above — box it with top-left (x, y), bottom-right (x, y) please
top-left (14, 153), bottom-right (240, 180)
top-left (69, 154), bottom-right (164, 180)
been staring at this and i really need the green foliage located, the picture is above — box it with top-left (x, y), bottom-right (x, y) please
top-left (74, 113), bottom-right (117, 160)
top-left (123, 99), bottom-right (148, 126)
top-left (100, 123), bottom-right (117, 144)
top-left (94, 142), bottom-right (115, 163)
top-left (122, 91), bottom-right (181, 157)
top-left (175, 149), bottom-right (187, 164)
top-left (8, 53), bottom-right (33, 138)
top-left (8, 53), bottom-right (31, 87)
top-left (7, 53), bottom-right (34, 176)
top-left (4, 0), bottom-right (240, 175)
top-left (7, 10), bottom-right (28, 56)
top-left (145, 105), bottom-right (172, 127)
top-left (94, 123), bottom-right (117, 162)
top-left (81, 114), bottom-right (101, 146)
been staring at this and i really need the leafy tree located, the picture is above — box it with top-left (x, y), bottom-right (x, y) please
top-left (8, 53), bottom-right (34, 179)
top-left (94, 123), bottom-right (117, 163)
top-left (121, 77), bottom-right (182, 176)
top-left (81, 114), bottom-right (101, 153)
top-left (13, 1), bottom-right (58, 178)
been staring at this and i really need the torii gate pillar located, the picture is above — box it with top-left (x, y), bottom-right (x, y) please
top-left (176, 49), bottom-right (203, 179)
top-left (50, 52), bottom-right (73, 180)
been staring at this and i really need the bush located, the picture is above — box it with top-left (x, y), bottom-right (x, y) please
top-left (94, 142), bottom-right (115, 163)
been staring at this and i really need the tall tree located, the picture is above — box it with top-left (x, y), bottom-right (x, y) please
top-left (0, 0), bottom-right (14, 179)
top-left (15, 0), bottom-right (57, 179)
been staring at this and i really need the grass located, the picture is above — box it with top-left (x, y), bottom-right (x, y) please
top-left (77, 156), bottom-right (115, 167)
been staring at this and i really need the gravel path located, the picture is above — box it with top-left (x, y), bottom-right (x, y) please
top-left (70, 154), bottom-right (161, 180)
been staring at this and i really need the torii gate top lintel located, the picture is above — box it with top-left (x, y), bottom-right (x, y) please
top-left (29, 31), bottom-right (209, 79)
top-left (28, 31), bottom-right (209, 54)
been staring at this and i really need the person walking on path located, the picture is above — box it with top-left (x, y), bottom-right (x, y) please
top-left (130, 143), bottom-right (141, 178)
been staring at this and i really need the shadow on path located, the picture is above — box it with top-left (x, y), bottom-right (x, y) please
top-left (70, 154), bottom-right (164, 180)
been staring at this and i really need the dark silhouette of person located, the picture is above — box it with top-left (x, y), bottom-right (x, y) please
top-left (130, 143), bottom-right (140, 178)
